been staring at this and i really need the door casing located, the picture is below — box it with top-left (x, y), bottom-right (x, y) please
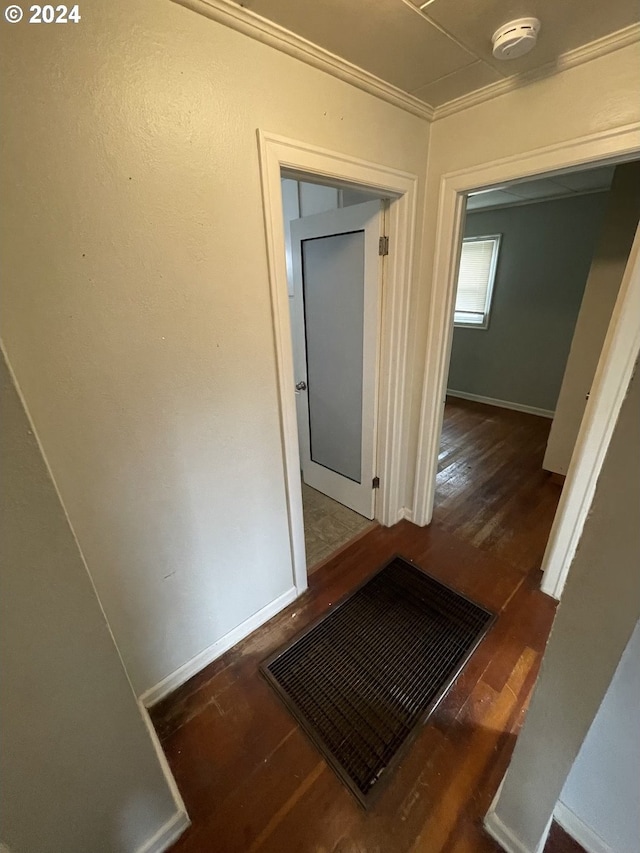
top-left (412, 122), bottom-right (640, 600)
top-left (257, 130), bottom-right (418, 595)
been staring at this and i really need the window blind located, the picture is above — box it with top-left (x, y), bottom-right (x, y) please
top-left (455, 237), bottom-right (500, 326)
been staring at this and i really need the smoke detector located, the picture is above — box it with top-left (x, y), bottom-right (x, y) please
top-left (492, 18), bottom-right (541, 60)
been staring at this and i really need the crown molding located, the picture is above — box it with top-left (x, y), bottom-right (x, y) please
top-left (170, 1), bottom-right (638, 127)
top-left (434, 23), bottom-right (640, 120)
top-left (170, 0), bottom-right (435, 121)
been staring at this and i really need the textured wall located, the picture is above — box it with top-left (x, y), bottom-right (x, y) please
top-left (490, 364), bottom-right (640, 852)
top-left (0, 0), bottom-right (430, 695)
top-left (0, 352), bottom-right (179, 853)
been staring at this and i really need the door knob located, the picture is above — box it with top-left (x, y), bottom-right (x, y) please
top-left (296, 380), bottom-right (307, 391)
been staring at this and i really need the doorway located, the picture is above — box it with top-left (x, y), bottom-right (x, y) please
top-left (435, 165), bottom-right (619, 566)
top-left (282, 177), bottom-right (385, 570)
top-left (413, 134), bottom-right (640, 600)
top-left (258, 131), bottom-right (419, 593)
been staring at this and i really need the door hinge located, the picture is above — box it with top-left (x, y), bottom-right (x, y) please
top-left (378, 236), bottom-right (389, 256)
top-left (372, 476), bottom-right (380, 489)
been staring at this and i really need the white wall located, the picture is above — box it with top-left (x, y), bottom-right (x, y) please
top-left (298, 181), bottom-right (340, 216)
top-left (543, 162), bottom-right (640, 474)
top-left (488, 364), bottom-right (640, 852)
top-left (0, 351), bottom-right (181, 853)
top-left (0, 0), bottom-right (430, 697)
top-left (406, 41), bottom-right (640, 505)
top-left (558, 619), bottom-right (640, 853)
top-left (281, 178), bottom-right (346, 299)
top-left (281, 178), bottom-right (300, 296)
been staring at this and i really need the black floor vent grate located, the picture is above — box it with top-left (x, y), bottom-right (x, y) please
top-left (261, 555), bottom-right (495, 806)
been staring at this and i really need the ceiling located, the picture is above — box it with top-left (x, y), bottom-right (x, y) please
top-left (234, 0), bottom-right (638, 109)
top-left (466, 165), bottom-right (615, 211)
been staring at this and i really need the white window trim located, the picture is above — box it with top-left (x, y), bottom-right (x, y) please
top-left (453, 234), bottom-right (501, 330)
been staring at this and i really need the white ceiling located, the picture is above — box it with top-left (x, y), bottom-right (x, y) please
top-left (466, 165), bottom-right (615, 211)
top-left (234, 0), bottom-right (638, 108)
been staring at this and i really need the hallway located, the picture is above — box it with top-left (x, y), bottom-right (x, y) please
top-left (152, 401), bottom-right (562, 852)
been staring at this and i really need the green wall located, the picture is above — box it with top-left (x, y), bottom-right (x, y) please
top-left (447, 192), bottom-right (609, 413)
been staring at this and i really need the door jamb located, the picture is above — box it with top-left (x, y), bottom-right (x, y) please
top-left (257, 130), bottom-right (418, 594)
top-left (411, 122), bottom-right (640, 600)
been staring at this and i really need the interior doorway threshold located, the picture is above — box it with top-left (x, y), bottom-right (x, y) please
top-left (302, 481), bottom-right (377, 573)
top-left (307, 522), bottom-right (378, 575)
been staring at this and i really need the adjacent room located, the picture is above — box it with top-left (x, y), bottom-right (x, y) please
top-left (436, 161), bottom-right (640, 570)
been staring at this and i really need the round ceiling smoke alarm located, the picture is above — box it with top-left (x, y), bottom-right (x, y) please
top-left (492, 18), bottom-right (541, 60)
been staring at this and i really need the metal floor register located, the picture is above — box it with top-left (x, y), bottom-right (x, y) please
top-left (261, 555), bottom-right (495, 806)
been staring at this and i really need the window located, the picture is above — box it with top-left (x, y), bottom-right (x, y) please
top-left (454, 235), bottom-right (501, 328)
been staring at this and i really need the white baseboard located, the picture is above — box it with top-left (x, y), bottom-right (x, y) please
top-left (446, 389), bottom-right (555, 419)
top-left (135, 810), bottom-right (190, 853)
top-left (140, 586), bottom-right (299, 707)
top-left (484, 802), bottom-right (552, 853)
top-left (485, 812), bottom-right (533, 853)
top-left (554, 801), bottom-right (615, 853)
top-left (139, 702), bottom-right (189, 818)
top-left (484, 811), bottom-right (553, 853)
top-left (397, 507), bottom-right (413, 523)
top-left (134, 703), bottom-right (189, 852)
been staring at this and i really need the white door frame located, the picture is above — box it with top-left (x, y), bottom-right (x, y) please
top-left (257, 130), bottom-right (418, 594)
top-left (412, 122), bottom-right (640, 600)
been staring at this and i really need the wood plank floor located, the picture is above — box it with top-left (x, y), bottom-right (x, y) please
top-left (544, 822), bottom-right (587, 853)
top-left (436, 397), bottom-right (562, 573)
top-left (154, 400), bottom-right (562, 853)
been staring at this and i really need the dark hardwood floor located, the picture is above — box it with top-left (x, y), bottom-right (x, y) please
top-left (436, 397), bottom-right (562, 573)
top-left (544, 822), bottom-right (587, 853)
top-left (154, 400), bottom-right (562, 853)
